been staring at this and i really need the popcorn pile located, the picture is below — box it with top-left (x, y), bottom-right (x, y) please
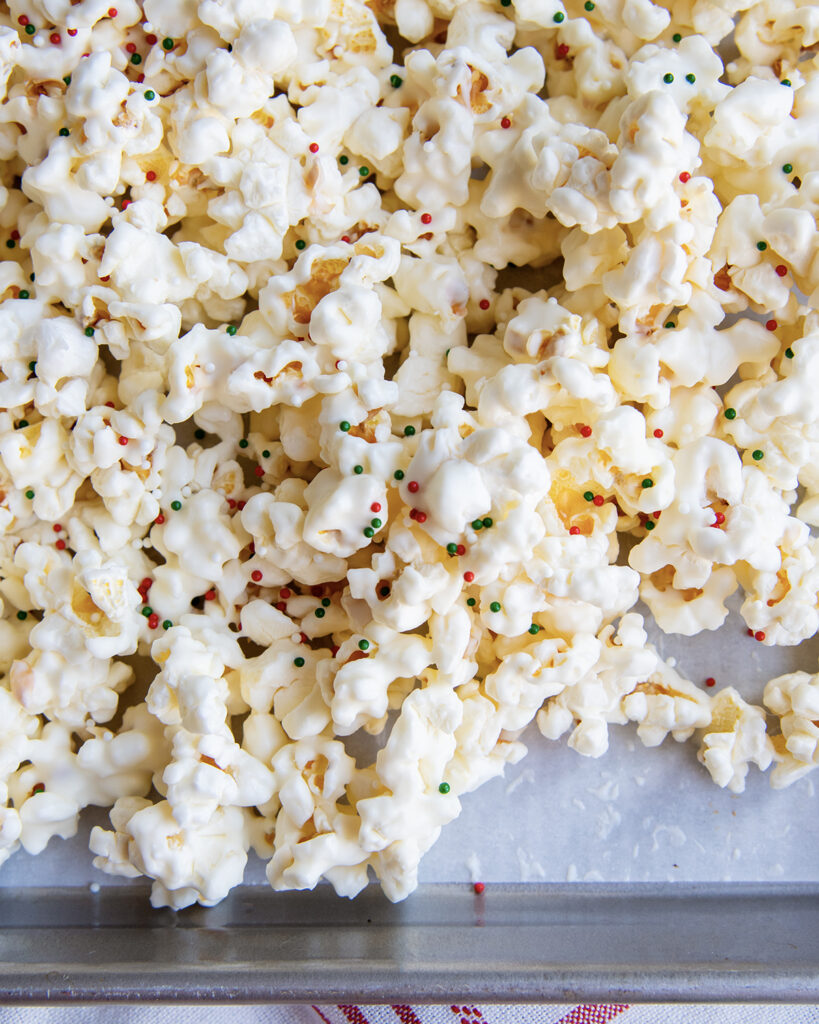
top-left (1, 0), bottom-right (818, 908)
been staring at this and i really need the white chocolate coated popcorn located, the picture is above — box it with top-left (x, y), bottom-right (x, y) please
top-left (1, 0), bottom-right (818, 908)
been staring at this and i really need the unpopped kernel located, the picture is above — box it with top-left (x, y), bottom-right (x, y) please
top-left (1, 0), bottom-right (818, 908)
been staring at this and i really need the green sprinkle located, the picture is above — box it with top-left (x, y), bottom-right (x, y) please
top-left (315, 607), bottom-right (325, 618)
top-left (6, 240), bottom-right (14, 249)
top-left (724, 408), bottom-right (737, 420)
top-left (170, 499), bottom-right (182, 511)
top-left (584, 490), bottom-right (594, 501)
top-left (500, 0), bottom-right (511, 6)
top-left (194, 428), bottom-right (205, 439)
top-left (467, 597), bottom-right (476, 606)
top-left (295, 239), bottom-right (306, 250)
top-left (379, 586), bottom-right (390, 597)
top-left (529, 624), bottom-right (540, 635)
top-left (390, 74), bottom-right (403, 88)
top-left (226, 324), bottom-right (237, 335)
top-left (25, 24), bottom-right (35, 34)
top-left (781, 79), bottom-right (792, 87)
top-left (447, 542), bottom-right (458, 554)
top-left (645, 520), bottom-right (655, 531)
top-left (756, 241), bottom-right (767, 251)
top-left (262, 449), bottom-right (270, 459)
top-left (19, 290), bottom-right (29, 300)
top-left (672, 32), bottom-right (681, 42)
top-left (321, 597), bottom-right (331, 607)
top-left (363, 527), bottom-right (374, 538)
top-left (663, 73), bottom-right (674, 83)
top-left (482, 517), bottom-right (493, 529)
top-left (339, 155), bottom-right (349, 165)
top-left (584, 0), bottom-right (595, 8)
top-left (130, 53), bottom-right (142, 65)
top-left (394, 469), bottom-right (404, 480)
top-left (339, 421), bottom-right (351, 432)
top-left (162, 620), bottom-right (172, 630)
top-left (84, 326), bottom-right (95, 336)
top-left (141, 606), bottom-right (153, 617)
top-left (752, 449), bottom-right (764, 460)
top-left (358, 639), bottom-right (370, 651)
top-left (438, 782), bottom-right (450, 794)
top-left (685, 73), bottom-right (696, 83)
top-left (29, 273), bottom-right (34, 281)
top-left (782, 163), bottom-right (793, 174)
top-left (353, 465), bottom-right (363, 474)
top-left (25, 489), bottom-right (34, 500)
top-left (144, 89), bottom-right (155, 100)
top-left (162, 37), bottom-right (174, 49)
top-left (553, 11), bottom-right (564, 22)
top-left (641, 478), bottom-right (654, 489)
top-left (785, 347), bottom-right (794, 359)
top-left (239, 439), bottom-right (249, 448)
top-left (490, 601), bottom-right (501, 613)
top-left (28, 361), bottom-right (36, 372)
top-left (472, 519), bottom-right (483, 531)
top-left (294, 656), bottom-right (305, 667)
top-left (59, 127), bottom-right (70, 136)
top-left (16, 610), bottom-right (27, 621)
top-left (403, 425), bottom-right (416, 436)
top-left (664, 321), bottom-right (675, 329)
top-left (359, 166), bottom-right (370, 177)
top-left (17, 420), bottom-right (28, 428)
top-left (371, 518), bottom-right (382, 529)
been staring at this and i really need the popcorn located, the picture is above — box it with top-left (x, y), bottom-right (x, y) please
top-left (1, 0), bottom-right (816, 910)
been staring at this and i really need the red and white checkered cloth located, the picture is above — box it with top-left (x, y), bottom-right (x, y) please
top-left (3, 1004), bottom-right (819, 1023)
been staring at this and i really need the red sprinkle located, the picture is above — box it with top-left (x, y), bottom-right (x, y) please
top-left (275, 601), bottom-right (286, 612)
top-left (108, 7), bottom-right (118, 15)
top-left (747, 628), bottom-right (754, 636)
top-left (500, 117), bottom-right (511, 129)
top-left (755, 630), bottom-right (766, 642)
top-left (254, 465), bottom-right (264, 477)
top-left (311, 585), bottom-right (323, 597)
top-left (68, 29), bottom-right (78, 36)
top-left (118, 436), bottom-right (128, 445)
top-left (456, 544), bottom-right (466, 556)
top-left (18, 15), bottom-right (29, 25)
top-left (409, 508), bottom-right (417, 520)
top-left (705, 677), bottom-right (716, 687)
top-left (766, 319), bottom-right (777, 331)
top-left (653, 511), bottom-right (661, 520)
top-left (331, 645), bottom-right (339, 657)
top-left (473, 882), bottom-right (485, 894)
top-left (300, 632), bottom-right (308, 644)
top-left (775, 265), bottom-right (788, 277)
top-left (420, 213), bottom-right (432, 225)
top-left (121, 200), bottom-right (131, 209)
top-left (204, 589), bottom-right (216, 601)
top-left (679, 171), bottom-right (691, 183)
top-left (463, 571), bottom-right (475, 582)
top-left (714, 511), bottom-right (725, 524)
top-left (592, 495), bottom-right (604, 506)
top-left (556, 43), bottom-right (570, 58)
top-left (10, 230), bottom-right (20, 241)
top-left (370, 502), bottom-right (381, 513)
top-left (237, 500), bottom-right (246, 510)
top-left (105, 400), bottom-right (115, 408)
top-left (50, 33), bottom-right (61, 44)
top-left (414, 510), bottom-right (427, 524)
top-left (100, 275), bottom-right (110, 282)
top-left (479, 298), bottom-right (490, 310)
top-left (408, 480), bottom-right (419, 493)
top-left (280, 588), bottom-right (291, 599)
top-left (251, 570), bottom-right (263, 583)
top-left (579, 424), bottom-right (592, 438)
top-left (53, 523), bottom-right (62, 533)
top-left (55, 539), bottom-right (66, 550)
top-left (309, 142), bottom-right (319, 153)
top-left (145, 171), bottom-right (156, 184)
top-left (148, 613), bottom-right (159, 629)
top-left (569, 526), bottom-right (580, 535)
top-left (139, 578), bottom-right (152, 592)
top-left (654, 428), bottom-right (664, 438)
top-left (146, 33), bottom-right (157, 44)
top-left (125, 42), bottom-right (137, 53)
top-left (341, 236), bottom-right (351, 244)
top-left (154, 514), bottom-right (165, 525)
top-left (227, 498), bottom-right (236, 509)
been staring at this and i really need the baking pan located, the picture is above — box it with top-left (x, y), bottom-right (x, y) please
top-left (2, 882), bottom-right (819, 1003)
